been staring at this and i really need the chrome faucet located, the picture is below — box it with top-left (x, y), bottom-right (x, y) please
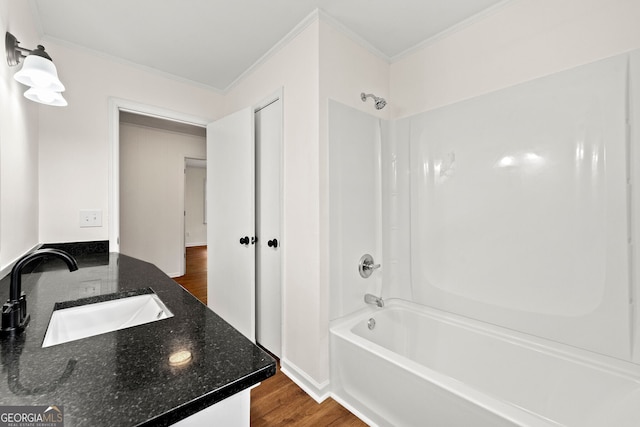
top-left (364, 293), bottom-right (384, 308)
top-left (359, 254), bottom-right (381, 279)
top-left (1, 249), bottom-right (78, 337)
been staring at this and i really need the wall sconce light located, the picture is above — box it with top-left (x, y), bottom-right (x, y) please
top-left (5, 32), bottom-right (67, 106)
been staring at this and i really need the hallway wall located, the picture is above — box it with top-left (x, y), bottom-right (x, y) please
top-left (120, 123), bottom-right (205, 277)
top-left (185, 166), bottom-right (207, 247)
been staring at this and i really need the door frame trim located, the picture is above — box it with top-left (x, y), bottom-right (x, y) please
top-left (108, 97), bottom-right (210, 254)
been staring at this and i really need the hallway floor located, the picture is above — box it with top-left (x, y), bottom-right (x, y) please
top-left (173, 246), bottom-right (366, 426)
top-left (173, 245), bottom-right (208, 304)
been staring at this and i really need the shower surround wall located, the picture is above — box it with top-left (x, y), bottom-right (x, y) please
top-left (330, 47), bottom-right (640, 375)
top-left (328, 101), bottom-right (383, 319)
top-left (328, 100), bottom-right (412, 320)
top-left (407, 51), bottom-right (633, 361)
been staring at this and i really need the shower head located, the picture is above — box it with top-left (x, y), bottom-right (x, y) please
top-left (361, 92), bottom-right (387, 110)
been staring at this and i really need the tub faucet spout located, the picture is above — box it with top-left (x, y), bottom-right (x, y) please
top-left (364, 293), bottom-right (384, 308)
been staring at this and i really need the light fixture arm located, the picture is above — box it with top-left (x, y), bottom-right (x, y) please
top-left (6, 32), bottom-right (55, 66)
top-left (6, 32), bottom-right (32, 66)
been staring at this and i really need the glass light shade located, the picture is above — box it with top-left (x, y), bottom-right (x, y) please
top-left (24, 87), bottom-right (68, 107)
top-left (14, 55), bottom-right (65, 92)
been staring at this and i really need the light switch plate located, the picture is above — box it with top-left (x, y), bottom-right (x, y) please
top-left (80, 209), bottom-right (102, 227)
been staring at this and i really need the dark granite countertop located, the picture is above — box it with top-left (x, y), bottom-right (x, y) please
top-left (0, 246), bottom-right (276, 426)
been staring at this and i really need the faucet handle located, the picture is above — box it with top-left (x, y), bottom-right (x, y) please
top-left (358, 254), bottom-right (380, 278)
top-left (364, 262), bottom-right (381, 271)
top-left (18, 293), bottom-right (28, 324)
top-left (0, 299), bottom-right (29, 337)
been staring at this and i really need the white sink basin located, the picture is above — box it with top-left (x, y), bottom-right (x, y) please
top-left (42, 292), bottom-right (173, 347)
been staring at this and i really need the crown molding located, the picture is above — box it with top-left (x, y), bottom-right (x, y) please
top-left (390, 0), bottom-right (517, 62)
top-left (39, 33), bottom-right (225, 94)
top-left (223, 8), bottom-right (322, 93)
top-left (316, 9), bottom-right (390, 63)
top-left (28, 1), bottom-right (518, 94)
top-left (223, 8), bottom-right (394, 93)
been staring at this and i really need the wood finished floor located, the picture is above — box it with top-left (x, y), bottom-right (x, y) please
top-left (173, 246), bottom-right (367, 426)
top-left (173, 245), bottom-right (208, 304)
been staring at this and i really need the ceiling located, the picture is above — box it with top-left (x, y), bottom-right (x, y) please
top-left (120, 111), bottom-right (206, 137)
top-left (30, 0), bottom-right (509, 92)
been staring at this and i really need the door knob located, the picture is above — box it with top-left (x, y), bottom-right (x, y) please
top-left (239, 236), bottom-right (249, 245)
top-left (267, 239), bottom-right (278, 248)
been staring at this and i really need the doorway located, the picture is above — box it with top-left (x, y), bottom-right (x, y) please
top-left (108, 98), bottom-right (211, 257)
top-left (117, 108), bottom-right (207, 278)
top-left (176, 158), bottom-right (208, 303)
top-left (184, 157), bottom-right (208, 249)
top-left (174, 246), bottom-right (208, 304)
top-left (110, 96), bottom-right (283, 356)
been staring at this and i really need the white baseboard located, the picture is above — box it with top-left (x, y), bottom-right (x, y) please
top-left (186, 242), bottom-right (207, 248)
top-left (280, 358), bottom-right (331, 403)
top-left (330, 393), bottom-right (379, 427)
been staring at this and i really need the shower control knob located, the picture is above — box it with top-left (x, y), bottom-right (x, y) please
top-left (359, 254), bottom-right (380, 278)
top-left (239, 236), bottom-right (249, 245)
top-left (267, 239), bottom-right (278, 248)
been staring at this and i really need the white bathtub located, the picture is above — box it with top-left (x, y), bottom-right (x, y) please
top-left (330, 299), bottom-right (640, 426)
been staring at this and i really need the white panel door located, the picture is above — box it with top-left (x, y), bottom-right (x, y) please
top-left (207, 107), bottom-right (255, 341)
top-left (255, 99), bottom-right (282, 357)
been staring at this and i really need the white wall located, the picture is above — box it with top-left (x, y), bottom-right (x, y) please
top-left (5, 0), bottom-right (638, 402)
top-left (390, 0), bottom-right (640, 118)
top-left (0, 0), bottom-right (40, 270)
top-left (318, 17), bottom-right (390, 390)
top-left (185, 166), bottom-right (207, 247)
top-left (222, 13), bottom-right (392, 394)
top-left (224, 15), bottom-right (324, 394)
top-left (387, 0), bottom-right (640, 294)
top-left (1, 3), bottom-right (384, 398)
top-left (320, 18), bottom-right (390, 315)
top-left (328, 101), bottom-right (383, 320)
top-left (382, 0), bottom-right (640, 362)
top-left (403, 52), bottom-right (632, 360)
top-left (326, 0), bottom-right (640, 367)
top-left (37, 39), bottom-right (223, 245)
top-left (320, 11), bottom-right (391, 323)
top-left (119, 123), bottom-right (205, 277)
top-left (222, 10), bottom-right (392, 395)
top-left (631, 50), bottom-right (640, 364)
top-left (318, 18), bottom-right (389, 121)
